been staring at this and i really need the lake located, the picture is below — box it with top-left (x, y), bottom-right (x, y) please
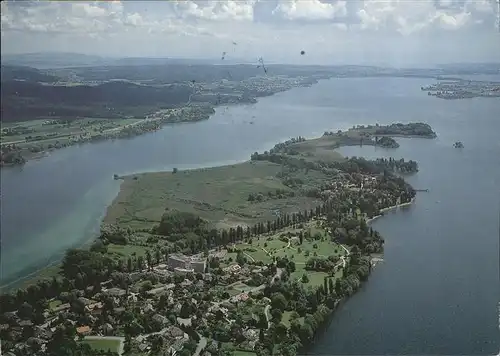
top-left (1, 77), bottom-right (499, 354)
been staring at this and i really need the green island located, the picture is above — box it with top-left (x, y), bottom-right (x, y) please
top-left (0, 123), bottom-right (435, 356)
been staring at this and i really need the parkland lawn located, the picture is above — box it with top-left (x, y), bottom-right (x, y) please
top-left (79, 338), bottom-right (121, 353)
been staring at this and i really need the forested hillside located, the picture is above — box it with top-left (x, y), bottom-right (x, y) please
top-left (1, 80), bottom-right (194, 122)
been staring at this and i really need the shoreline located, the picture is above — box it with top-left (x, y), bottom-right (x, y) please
top-left (0, 78), bottom-right (322, 168)
top-left (1, 143), bottom-right (416, 291)
top-left (2, 119), bottom-right (426, 290)
top-left (0, 79), bottom-right (325, 289)
top-left (366, 197), bottom-right (416, 224)
top-left (1, 119), bottom-right (432, 354)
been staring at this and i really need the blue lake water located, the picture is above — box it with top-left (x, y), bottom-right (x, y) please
top-left (1, 77), bottom-right (499, 354)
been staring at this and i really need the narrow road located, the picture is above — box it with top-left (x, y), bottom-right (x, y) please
top-left (193, 332), bottom-right (207, 356)
top-left (243, 251), bottom-right (255, 262)
top-left (264, 305), bottom-right (271, 329)
top-left (271, 268), bottom-right (283, 284)
top-left (339, 244), bottom-right (350, 268)
top-left (83, 336), bottom-right (125, 356)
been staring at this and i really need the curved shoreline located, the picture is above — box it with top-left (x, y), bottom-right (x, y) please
top-left (0, 80), bottom-right (326, 289)
top-left (1, 78), bottom-right (322, 168)
top-left (366, 197), bottom-right (416, 225)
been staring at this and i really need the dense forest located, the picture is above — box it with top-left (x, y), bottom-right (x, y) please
top-left (1, 65), bottom-right (59, 83)
top-left (0, 64), bottom-right (329, 122)
top-left (1, 80), bottom-right (194, 122)
top-left (51, 64), bottom-right (332, 84)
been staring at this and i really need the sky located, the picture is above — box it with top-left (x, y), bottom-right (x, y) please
top-left (1, 0), bottom-right (499, 66)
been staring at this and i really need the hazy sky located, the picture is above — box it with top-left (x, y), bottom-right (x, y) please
top-left (1, 0), bottom-right (499, 65)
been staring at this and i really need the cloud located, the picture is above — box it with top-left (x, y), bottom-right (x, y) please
top-left (353, 0), bottom-right (481, 34)
top-left (172, 0), bottom-right (256, 21)
top-left (1, 0), bottom-right (498, 63)
top-left (272, 0), bottom-right (347, 21)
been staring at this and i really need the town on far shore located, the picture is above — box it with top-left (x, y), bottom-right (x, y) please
top-left (0, 123), bottom-right (436, 356)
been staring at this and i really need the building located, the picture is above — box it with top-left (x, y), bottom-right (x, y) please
top-left (76, 326), bottom-right (91, 336)
top-left (168, 254), bottom-right (206, 273)
top-left (168, 255), bottom-right (189, 270)
top-left (190, 259), bottom-right (206, 273)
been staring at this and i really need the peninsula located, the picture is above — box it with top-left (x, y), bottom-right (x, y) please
top-left (421, 79), bottom-right (500, 100)
top-left (0, 123), bottom-right (433, 356)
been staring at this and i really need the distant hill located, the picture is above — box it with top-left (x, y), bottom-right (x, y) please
top-left (1, 52), bottom-right (250, 69)
top-left (1, 52), bottom-right (111, 69)
top-left (1, 65), bottom-right (60, 83)
top-left (1, 80), bottom-right (194, 122)
top-left (436, 62), bottom-right (500, 74)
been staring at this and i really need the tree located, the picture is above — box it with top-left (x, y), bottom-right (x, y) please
top-left (301, 274), bottom-right (309, 284)
top-left (271, 293), bottom-right (287, 311)
top-left (270, 308), bottom-right (282, 323)
top-left (236, 251), bottom-right (246, 266)
top-left (328, 278), bottom-right (335, 296)
top-left (90, 239), bottom-right (107, 253)
top-left (180, 300), bottom-right (194, 318)
top-left (140, 281), bottom-right (153, 295)
top-left (137, 255), bottom-right (145, 271)
top-left (123, 334), bottom-right (132, 354)
top-left (146, 250), bottom-right (152, 271)
top-left (150, 334), bottom-right (164, 353)
top-left (154, 249), bottom-right (162, 265)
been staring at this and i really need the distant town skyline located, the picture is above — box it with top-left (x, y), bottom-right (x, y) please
top-left (2, 0), bottom-right (499, 66)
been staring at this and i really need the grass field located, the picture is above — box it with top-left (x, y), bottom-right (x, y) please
top-left (107, 243), bottom-right (148, 258)
top-left (232, 221), bottom-right (345, 266)
top-left (281, 310), bottom-right (305, 328)
top-left (104, 161), bottom-right (324, 230)
top-left (80, 338), bottom-right (121, 353)
top-left (1, 118), bottom-right (141, 145)
top-left (48, 299), bottom-right (62, 310)
top-left (221, 342), bottom-right (257, 356)
top-left (233, 351), bottom-right (257, 356)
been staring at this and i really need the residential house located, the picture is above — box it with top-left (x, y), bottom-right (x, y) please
top-left (85, 302), bottom-right (103, 315)
top-left (152, 314), bottom-right (169, 326)
top-left (104, 287), bottom-right (126, 297)
top-left (19, 320), bottom-right (33, 328)
top-left (76, 325), bottom-right (91, 336)
top-left (168, 326), bottom-right (185, 339)
top-left (143, 303), bottom-right (154, 313)
top-left (101, 323), bottom-right (114, 336)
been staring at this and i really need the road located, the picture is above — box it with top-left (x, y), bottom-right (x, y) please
top-left (271, 267), bottom-right (283, 284)
top-left (83, 336), bottom-right (125, 356)
top-left (193, 332), bottom-right (207, 356)
top-left (264, 305), bottom-right (271, 329)
top-left (339, 244), bottom-right (350, 268)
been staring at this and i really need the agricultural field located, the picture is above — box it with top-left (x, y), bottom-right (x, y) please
top-left (1, 118), bottom-right (141, 146)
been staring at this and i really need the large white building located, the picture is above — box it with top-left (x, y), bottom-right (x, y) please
top-left (168, 254), bottom-right (206, 273)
